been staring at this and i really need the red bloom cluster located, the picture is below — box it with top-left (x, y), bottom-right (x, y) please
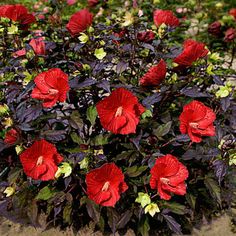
top-left (13, 49), bottom-right (26, 58)
top-left (150, 154), bottom-right (189, 200)
top-left (86, 163), bottom-right (128, 207)
top-left (31, 68), bottom-right (69, 108)
top-left (174, 39), bottom-right (209, 67)
top-left (66, 9), bottom-right (93, 37)
top-left (4, 128), bottom-right (19, 145)
top-left (137, 31), bottom-right (155, 43)
top-left (179, 100), bottom-right (216, 143)
top-left (29, 37), bottom-right (46, 55)
top-left (224, 28), bottom-right (236, 42)
top-left (19, 139), bottom-right (63, 181)
top-left (229, 8), bottom-right (236, 20)
top-left (208, 21), bottom-right (222, 36)
top-left (139, 59), bottom-right (167, 87)
top-left (96, 88), bottom-right (145, 135)
top-left (87, 0), bottom-right (99, 7)
top-left (153, 9), bottom-right (179, 27)
top-left (0, 4), bottom-right (35, 29)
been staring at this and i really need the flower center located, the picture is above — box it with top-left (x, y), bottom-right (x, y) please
top-left (115, 106), bottom-right (123, 117)
top-left (189, 122), bottom-right (199, 129)
top-left (101, 181), bottom-right (110, 191)
top-left (36, 156), bottom-right (44, 166)
top-left (48, 89), bottom-right (59, 95)
top-left (160, 177), bottom-right (170, 185)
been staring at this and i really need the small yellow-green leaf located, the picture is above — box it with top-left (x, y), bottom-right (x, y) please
top-left (135, 192), bottom-right (151, 208)
top-left (144, 203), bottom-right (160, 217)
top-left (78, 33), bottom-right (89, 44)
top-left (94, 48), bottom-right (107, 60)
top-left (4, 186), bottom-right (15, 197)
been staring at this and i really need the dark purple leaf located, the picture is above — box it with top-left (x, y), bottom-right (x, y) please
top-left (86, 199), bottom-right (100, 223)
top-left (141, 43), bottom-right (155, 53)
top-left (41, 130), bottom-right (66, 142)
top-left (107, 208), bottom-right (120, 234)
top-left (212, 160), bottom-right (227, 184)
top-left (220, 97), bottom-right (231, 112)
top-left (180, 86), bottom-right (210, 98)
top-left (96, 80), bottom-right (111, 93)
top-left (142, 93), bottom-right (162, 109)
top-left (162, 214), bottom-right (182, 235)
top-left (116, 210), bottom-right (133, 229)
top-left (116, 61), bottom-right (129, 74)
top-left (69, 77), bottom-right (96, 89)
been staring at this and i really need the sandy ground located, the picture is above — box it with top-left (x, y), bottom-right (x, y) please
top-left (0, 213), bottom-right (235, 236)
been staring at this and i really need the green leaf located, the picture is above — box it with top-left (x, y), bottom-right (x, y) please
top-left (87, 105), bottom-right (97, 126)
top-left (153, 121), bottom-right (172, 138)
top-left (144, 203), bottom-right (160, 217)
top-left (186, 193), bottom-right (196, 210)
top-left (94, 48), bottom-right (106, 60)
top-left (163, 202), bottom-right (186, 215)
top-left (141, 110), bottom-right (153, 119)
top-left (135, 192), bottom-right (151, 208)
top-left (69, 111), bottom-right (83, 130)
top-left (138, 217), bottom-right (150, 236)
top-left (78, 33), bottom-right (89, 44)
top-left (90, 134), bottom-right (109, 146)
top-left (63, 203), bottom-right (72, 224)
top-left (55, 162), bottom-right (72, 178)
top-left (35, 186), bottom-right (56, 201)
top-left (126, 166), bottom-right (148, 177)
top-left (204, 176), bottom-right (221, 206)
top-left (70, 132), bottom-right (83, 144)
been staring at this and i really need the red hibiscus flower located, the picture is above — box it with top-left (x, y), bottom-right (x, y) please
top-left (208, 21), bottom-right (222, 36)
top-left (96, 88), bottom-right (145, 135)
top-left (31, 68), bottom-right (69, 108)
top-left (0, 4), bottom-right (35, 29)
top-left (224, 28), bottom-right (236, 42)
top-left (150, 154), bottom-right (189, 200)
top-left (66, 9), bottom-right (93, 37)
top-left (19, 139), bottom-right (63, 181)
top-left (229, 8), bottom-right (236, 20)
top-left (113, 29), bottom-right (127, 45)
top-left (13, 49), bottom-right (26, 58)
top-left (4, 129), bottom-right (19, 145)
top-left (86, 163), bottom-right (128, 207)
top-left (179, 100), bottom-right (216, 143)
top-left (174, 39), bottom-right (209, 67)
top-left (87, 0), bottom-right (99, 7)
top-left (67, 0), bottom-right (77, 5)
top-left (29, 37), bottom-right (46, 55)
top-left (153, 9), bottom-right (179, 27)
top-left (137, 31), bottom-right (155, 43)
top-left (139, 59), bottom-right (167, 86)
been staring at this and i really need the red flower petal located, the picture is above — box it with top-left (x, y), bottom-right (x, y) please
top-left (29, 37), bottom-right (46, 55)
top-left (179, 100), bottom-right (216, 143)
top-left (139, 59), bottom-right (167, 86)
top-left (150, 154), bottom-right (188, 200)
top-left (4, 129), bottom-right (18, 145)
top-left (86, 163), bottom-right (128, 207)
top-left (19, 139), bottom-right (63, 181)
top-left (153, 9), bottom-right (179, 27)
top-left (174, 39), bottom-right (209, 67)
top-left (0, 4), bottom-right (35, 29)
top-left (31, 68), bottom-right (69, 108)
top-left (96, 88), bottom-right (145, 135)
top-left (66, 9), bottom-right (93, 37)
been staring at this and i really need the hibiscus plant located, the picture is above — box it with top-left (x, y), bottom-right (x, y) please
top-left (0, 0), bottom-right (235, 235)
